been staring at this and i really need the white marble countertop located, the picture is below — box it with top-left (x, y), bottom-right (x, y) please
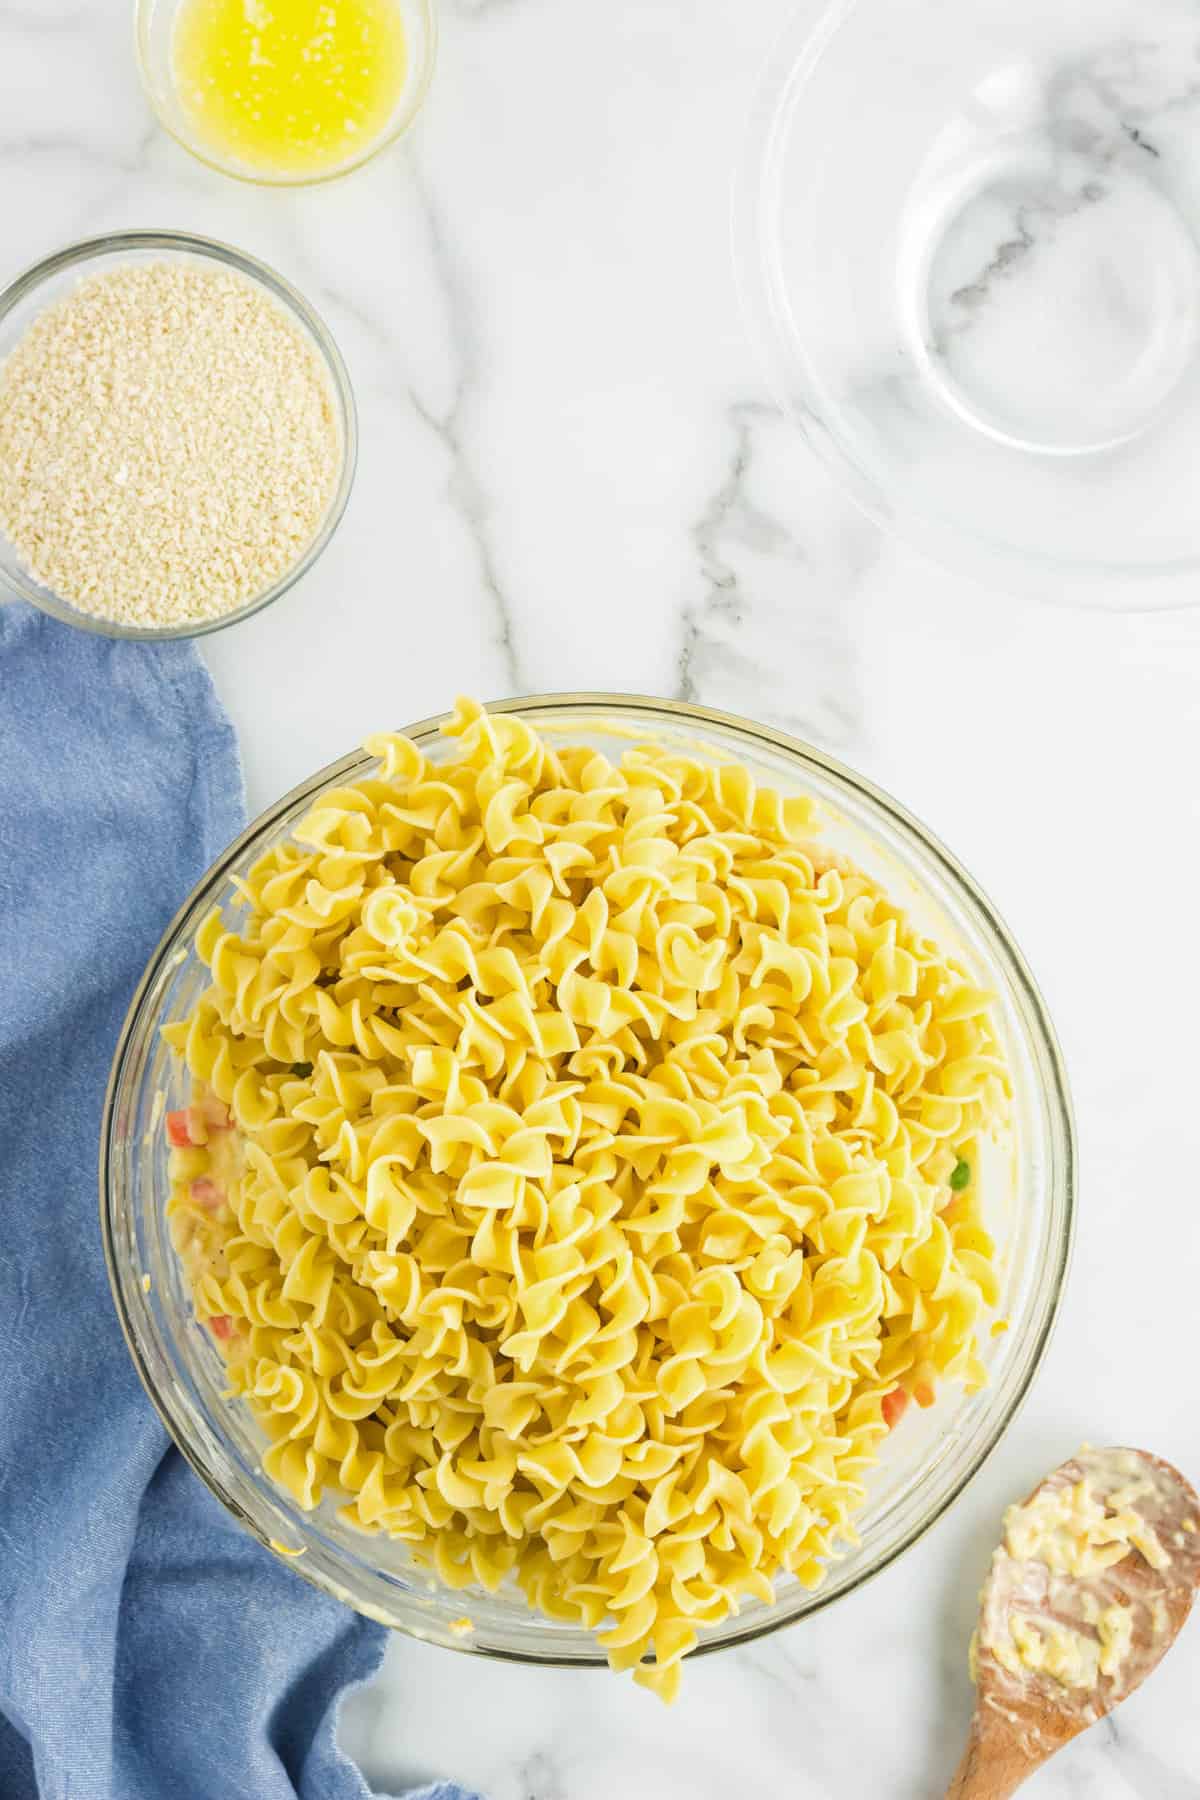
top-left (4, 1), bottom-right (1200, 1794)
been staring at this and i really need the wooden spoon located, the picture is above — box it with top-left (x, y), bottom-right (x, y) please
top-left (947, 1446), bottom-right (1200, 1799)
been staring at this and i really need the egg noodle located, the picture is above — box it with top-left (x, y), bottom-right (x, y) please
top-left (165, 699), bottom-right (1009, 1696)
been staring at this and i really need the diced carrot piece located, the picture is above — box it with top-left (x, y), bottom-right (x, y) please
top-left (913, 1381), bottom-right (936, 1410)
top-left (881, 1389), bottom-right (909, 1430)
top-left (190, 1178), bottom-right (224, 1211)
top-left (165, 1109), bottom-right (195, 1148)
top-left (208, 1315), bottom-right (233, 1341)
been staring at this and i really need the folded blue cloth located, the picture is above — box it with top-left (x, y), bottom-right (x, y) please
top-left (0, 603), bottom-right (479, 1800)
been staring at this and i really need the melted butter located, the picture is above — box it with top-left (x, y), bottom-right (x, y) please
top-left (173, 0), bottom-right (409, 178)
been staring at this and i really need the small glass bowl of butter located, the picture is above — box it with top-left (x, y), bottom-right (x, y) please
top-left (136, 0), bottom-right (437, 186)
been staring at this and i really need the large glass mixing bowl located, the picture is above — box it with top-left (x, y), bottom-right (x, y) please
top-left (735, 0), bottom-right (1200, 607)
top-left (102, 697), bottom-right (1074, 1670)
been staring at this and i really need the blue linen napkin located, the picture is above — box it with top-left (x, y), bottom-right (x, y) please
top-left (0, 602), bottom-right (480, 1800)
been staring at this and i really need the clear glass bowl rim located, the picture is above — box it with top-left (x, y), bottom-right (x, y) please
top-left (101, 693), bottom-right (1076, 1667)
top-left (730, 0), bottom-right (1200, 598)
top-left (133, 0), bottom-right (438, 189)
top-left (0, 229), bottom-right (358, 641)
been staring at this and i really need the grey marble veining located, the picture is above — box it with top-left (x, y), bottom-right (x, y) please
top-left (405, 153), bottom-right (525, 693)
top-left (679, 399), bottom-right (874, 752)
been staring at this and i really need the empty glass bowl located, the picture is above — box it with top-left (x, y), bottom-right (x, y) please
top-left (735, 0), bottom-right (1200, 605)
top-left (102, 697), bottom-right (1074, 1669)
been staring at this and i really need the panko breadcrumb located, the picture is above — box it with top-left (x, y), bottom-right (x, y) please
top-left (0, 260), bottom-right (341, 629)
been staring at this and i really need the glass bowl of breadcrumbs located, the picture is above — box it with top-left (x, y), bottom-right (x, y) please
top-left (0, 230), bottom-right (357, 639)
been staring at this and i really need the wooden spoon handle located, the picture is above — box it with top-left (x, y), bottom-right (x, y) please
top-left (945, 1715), bottom-right (1036, 1800)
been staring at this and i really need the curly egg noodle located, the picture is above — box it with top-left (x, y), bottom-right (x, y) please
top-left (164, 700), bottom-right (1010, 1697)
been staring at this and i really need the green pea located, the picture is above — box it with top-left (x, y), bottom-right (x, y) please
top-left (950, 1159), bottom-right (971, 1192)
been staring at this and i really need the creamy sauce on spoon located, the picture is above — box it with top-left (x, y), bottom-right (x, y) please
top-left (950, 1447), bottom-right (1200, 1796)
